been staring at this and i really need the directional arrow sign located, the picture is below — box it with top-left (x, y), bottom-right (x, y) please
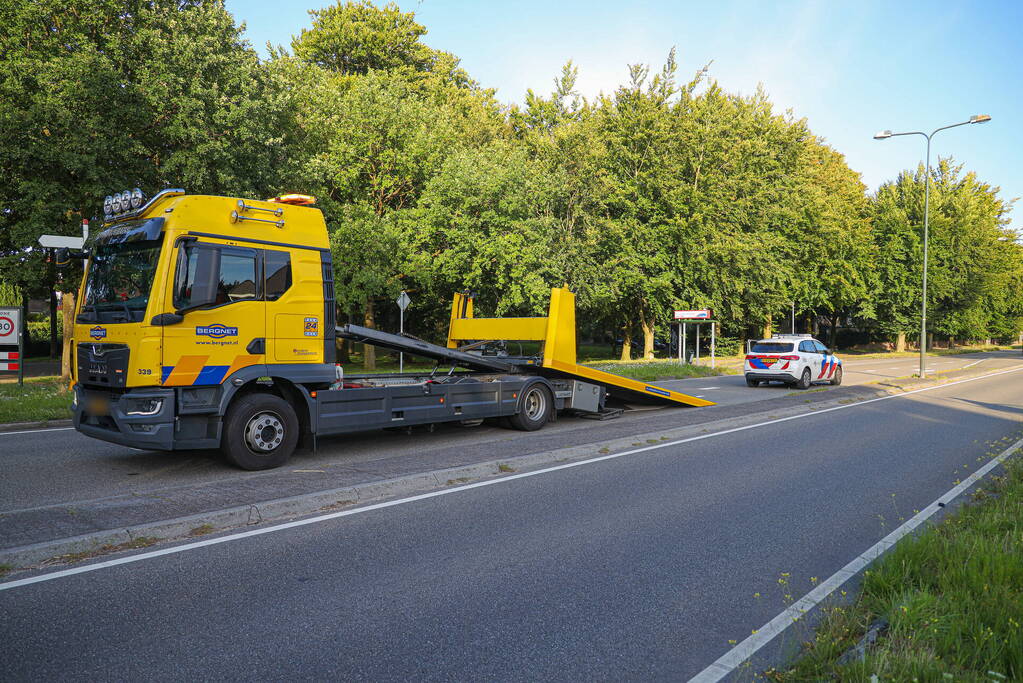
top-left (396, 291), bottom-right (412, 311)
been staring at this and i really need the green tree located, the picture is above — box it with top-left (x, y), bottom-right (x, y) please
top-left (290, 0), bottom-right (471, 86)
top-left (869, 159), bottom-right (1018, 346)
top-left (0, 0), bottom-right (289, 353)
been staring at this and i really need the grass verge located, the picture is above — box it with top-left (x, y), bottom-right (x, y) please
top-left (776, 452), bottom-right (1023, 681)
top-left (584, 360), bottom-right (729, 381)
top-left (0, 377), bottom-right (71, 424)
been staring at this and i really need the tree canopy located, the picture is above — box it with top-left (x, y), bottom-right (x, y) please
top-left (2, 0), bottom-right (1019, 364)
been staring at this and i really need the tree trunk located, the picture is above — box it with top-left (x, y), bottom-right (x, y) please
top-left (927, 332), bottom-right (934, 351)
top-left (895, 331), bottom-right (906, 352)
top-left (363, 298), bottom-right (376, 370)
top-left (619, 325), bottom-right (632, 361)
top-left (762, 316), bottom-right (772, 340)
top-left (641, 315), bottom-right (655, 360)
top-left (948, 336), bottom-right (955, 349)
top-left (61, 292), bottom-right (74, 381)
top-left (828, 314), bottom-right (838, 349)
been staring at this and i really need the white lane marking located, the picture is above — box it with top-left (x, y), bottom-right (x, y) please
top-left (698, 387), bottom-right (720, 390)
top-left (689, 434), bottom-right (1023, 683)
top-left (694, 395), bottom-right (705, 398)
top-left (0, 427), bottom-right (74, 437)
top-left (2, 365), bottom-right (1022, 593)
top-left (963, 359), bottom-right (984, 369)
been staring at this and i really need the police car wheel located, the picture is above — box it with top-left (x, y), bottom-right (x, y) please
top-left (795, 367), bottom-right (812, 390)
top-left (745, 376), bottom-right (760, 387)
top-left (222, 393), bottom-right (299, 470)
top-left (830, 366), bottom-right (843, 386)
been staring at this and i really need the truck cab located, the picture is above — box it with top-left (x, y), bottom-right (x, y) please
top-left (72, 189), bottom-right (336, 466)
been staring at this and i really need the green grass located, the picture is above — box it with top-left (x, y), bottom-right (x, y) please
top-left (0, 377), bottom-right (71, 424)
top-left (777, 452), bottom-right (1023, 681)
top-left (584, 360), bottom-right (728, 381)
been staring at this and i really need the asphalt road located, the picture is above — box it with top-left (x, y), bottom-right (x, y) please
top-left (3, 364), bottom-right (1022, 680)
top-left (663, 350), bottom-right (1011, 406)
top-left (0, 352), bottom-right (1018, 518)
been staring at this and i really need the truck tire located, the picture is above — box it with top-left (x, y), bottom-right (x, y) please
top-left (795, 367), bottom-right (812, 390)
top-left (222, 393), bottom-right (299, 470)
top-left (508, 383), bottom-right (552, 431)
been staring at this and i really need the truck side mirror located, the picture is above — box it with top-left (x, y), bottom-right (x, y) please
top-left (151, 313), bottom-right (184, 326)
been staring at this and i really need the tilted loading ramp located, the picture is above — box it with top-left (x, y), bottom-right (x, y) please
top-left (445, 287), bottom-right (715, 407)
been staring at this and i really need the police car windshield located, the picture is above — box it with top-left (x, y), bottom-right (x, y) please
top-left (751, 342), bottom-right (793, 353)
top-left (79, 240), bottom-right (162, 324)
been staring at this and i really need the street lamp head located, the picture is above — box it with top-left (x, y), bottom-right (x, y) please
top-left (873, 130), bottom-right (893, 140)
top-left (970, 114), bottom-right (992, 124)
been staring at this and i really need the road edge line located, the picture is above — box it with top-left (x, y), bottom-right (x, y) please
top-left (688, 434), bottom-right (1023, 682)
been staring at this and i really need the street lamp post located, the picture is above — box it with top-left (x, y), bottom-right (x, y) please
top-left (873, 114), bottom-right (991, 378)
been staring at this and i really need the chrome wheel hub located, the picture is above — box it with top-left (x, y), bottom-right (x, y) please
top-left (524, 388), bottom-right (546, 421)
top-left (245, 411), bottom-right (284, 453)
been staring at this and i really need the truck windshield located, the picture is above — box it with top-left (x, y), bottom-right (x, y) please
top-left (78, 240), bottom-right (162, 323)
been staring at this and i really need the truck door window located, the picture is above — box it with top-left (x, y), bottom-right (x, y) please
top-left (174, 244), bottom-right (259, 310)
top-left (264, 250), bottom-right (292, 301)
top-left (219, 251), bottom-right (257, 303)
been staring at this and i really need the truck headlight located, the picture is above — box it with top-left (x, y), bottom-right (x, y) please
top-left (126, 398), bottom-right (163, 416)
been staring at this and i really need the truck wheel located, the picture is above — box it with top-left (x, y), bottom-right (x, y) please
top-left (830, 366), bottom-right (843, 386)
top-left (508, 384), bottom-right (552, 431)
top-left (222, 393), bottom-right (299, 470)
top-left (795, 367), bottom-right (812, 390)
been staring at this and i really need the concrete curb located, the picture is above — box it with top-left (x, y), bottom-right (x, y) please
top-left (2, 360), bottom-right (1019, 574)
top-left (0, 419), bottom-right (73, 433)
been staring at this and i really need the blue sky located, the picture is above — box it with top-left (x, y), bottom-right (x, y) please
top-left (225, 0), bottom-right (1022, 228)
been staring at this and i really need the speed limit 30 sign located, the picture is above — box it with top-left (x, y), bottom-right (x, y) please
top-left (0, 307), bottom-right (20, 344)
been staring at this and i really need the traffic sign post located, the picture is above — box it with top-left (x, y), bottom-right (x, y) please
top-left (0, 306), bottom-right (23, 386)
top-left (673, 310), bottom-right (715, 368)
top-left (396, 291), bottom-right (412, 373)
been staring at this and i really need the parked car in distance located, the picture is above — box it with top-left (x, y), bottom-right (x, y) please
top-left (744, 334), bottom-right (842, 389)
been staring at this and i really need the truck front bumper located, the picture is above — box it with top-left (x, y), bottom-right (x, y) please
top-left (73, 385), bottom-right (177, 451)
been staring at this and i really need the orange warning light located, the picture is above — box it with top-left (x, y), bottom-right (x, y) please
top-left (267, 194), bottom-right (316, 205)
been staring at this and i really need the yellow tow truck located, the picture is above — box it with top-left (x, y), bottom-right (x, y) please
top-left (68, 189), bottom-right (711, 469)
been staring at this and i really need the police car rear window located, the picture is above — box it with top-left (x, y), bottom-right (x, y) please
top-left (751, 342), bottom-right (793, 353)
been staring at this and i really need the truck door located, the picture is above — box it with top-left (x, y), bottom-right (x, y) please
top-left (162, 239), bottom-right (266, 387)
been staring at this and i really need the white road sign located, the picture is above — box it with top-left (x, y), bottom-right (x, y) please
top-left (674, 309), bottom-right (712, 320)
top-left (0, 307), bottom-right (20, 343)
top-left (396, 291), bottom-right (412, 311)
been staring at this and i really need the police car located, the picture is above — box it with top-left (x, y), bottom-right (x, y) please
top-left (744, 334), bottom-right (842, 389)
